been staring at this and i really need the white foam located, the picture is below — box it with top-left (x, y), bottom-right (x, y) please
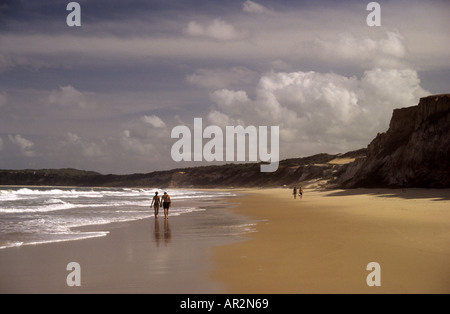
top-left (0, 241), bottom-right (24, 250)
top-left (0, 202), bottom-right (75, 213)
top-left (0, 232), bottom-right (110, 249)
top-left (0, 187), bottom-right (237, 249)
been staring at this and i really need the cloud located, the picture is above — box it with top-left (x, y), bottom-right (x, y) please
top-left (116, 115), bottom-right (171, 164)
top-left (1, 12), bottom-right (447, 73)
top-left (0, 91), bottom-right (7, 106)
top-left (66, 132), bottom-right (105, 158)
top-left (184, 18), bottom-right (247, 41)
top-left (312, 31), bottom-right (408, 69)
top-left (0, 53), bottom-right (54, 71)
top-left (120, 129), bottom-right (155, 156)
top-left (0, 2), bottom-right (447, 74)
top-left (207, 110), bottom-right (237, 128)
top-left (187, 67), bottom-right (256, 89)
top-left (242, 1), bottom-right (274, 15)
top-left (0, 1), bottom-right (447, 174)
top-left (48, 85), bottom-right (88, 108)
top-left (141, 115), bottom-right (166, 128)
top-left (208, 67), bottom-right (429, 157)
top-left (124, 115), bottom-right (169, 139)
top-left (210, 89), bottom-right (251, 116)
top-left (8, 134), bottom-right (36, 157)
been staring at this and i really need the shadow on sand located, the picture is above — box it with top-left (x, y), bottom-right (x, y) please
top-left (324, 188), bottom-right (450, 202)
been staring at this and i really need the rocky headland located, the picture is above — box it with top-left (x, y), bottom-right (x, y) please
top-left (336, 94), bottom-right (450, 188)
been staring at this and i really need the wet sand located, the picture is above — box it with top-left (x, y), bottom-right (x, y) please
top-left (211, 188), bottom-right (450, 294)
top-left (0, 200), bottom-right (249, 294)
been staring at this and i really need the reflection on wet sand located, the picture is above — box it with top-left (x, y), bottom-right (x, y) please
top-left (154, 218), bottom-right (161, 246)
top-left (164, 218), bottom-right (171, 244)
top-left (154, 217), bottom-right (171, 247)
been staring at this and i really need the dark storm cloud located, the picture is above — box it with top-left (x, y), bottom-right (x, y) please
top-left (0, 0), bottom-right (248, 34)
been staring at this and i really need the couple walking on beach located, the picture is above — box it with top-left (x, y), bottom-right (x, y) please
top-left (293, 186), bottom-right (303, 199)
top-left (151, 191), bottom-right (171, 219)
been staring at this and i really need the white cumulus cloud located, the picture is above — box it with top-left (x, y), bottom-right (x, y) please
top-left (208, 67), bottom-right (429, 157)
top-left (116, 115), bottom-right (171, 163)
top-left (210, 89), bottom-right (251, 117)
top-left (312, 31), bottom-right (408, 69)
top-left (120, 129), bottom-right (155, 156)
top-left (48, 85), bottom-right (88, 108)
top-left (8, 134), bottom-right (36, 157)
top-left (141, 115), bottom-right (166, 128)
top-left (66, 132), bottom-right (105, 158)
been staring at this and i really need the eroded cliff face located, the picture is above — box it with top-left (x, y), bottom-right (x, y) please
top-left (338, 94), bottom-right (450, 188)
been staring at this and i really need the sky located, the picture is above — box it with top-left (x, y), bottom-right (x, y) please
top-left (0, 0), bottom-right (449, 174)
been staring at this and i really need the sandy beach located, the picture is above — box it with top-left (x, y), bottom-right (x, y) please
top-left (0, 198), bottom-right (248, 294)
top-left (1, 187), bottom-right (449, 294)
top-left (211, 188), bottom-right (450, 294)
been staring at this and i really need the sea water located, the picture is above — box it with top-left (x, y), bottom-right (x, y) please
top-left (0, 187), bottom-right (236, 249)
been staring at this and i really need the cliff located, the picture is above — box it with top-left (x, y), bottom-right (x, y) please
top-left (337, 94), bottom-right (450, 188)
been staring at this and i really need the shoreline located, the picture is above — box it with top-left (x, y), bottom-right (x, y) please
top-left (211, 188), bottom-right (450, 294)
top-left (0, 187), bottom-right (240, 250)
top-left (0, 194), bottom-right (252, 294)
top-left (2, 187), bottom-right (449, 294)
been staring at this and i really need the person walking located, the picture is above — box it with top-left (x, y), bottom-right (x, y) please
top-left (161, 191), bottom-right (171, 219)
top-left (151, 191), bottom-right (160, 218)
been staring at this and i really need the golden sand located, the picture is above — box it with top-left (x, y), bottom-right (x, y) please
top-left (211, 188), bottom-right (450, 293)
top-left (327, 158), bottom-right (356, 165)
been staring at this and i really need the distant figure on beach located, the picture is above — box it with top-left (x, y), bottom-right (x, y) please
top-left (299, 187), bottom-right (303, 199)
top-left (293, 187), bottom-right (297, 199)
top-left (151, 192), bottom-right (160, 217)
top-left (161, 192), bottom-right (171, 219)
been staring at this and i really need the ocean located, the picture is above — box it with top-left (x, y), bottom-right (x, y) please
top-left (0, 186), bottom-right (237, 249)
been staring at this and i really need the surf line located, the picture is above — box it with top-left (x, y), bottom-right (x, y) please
top-left (171, 118), bottom-right (279, 172)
